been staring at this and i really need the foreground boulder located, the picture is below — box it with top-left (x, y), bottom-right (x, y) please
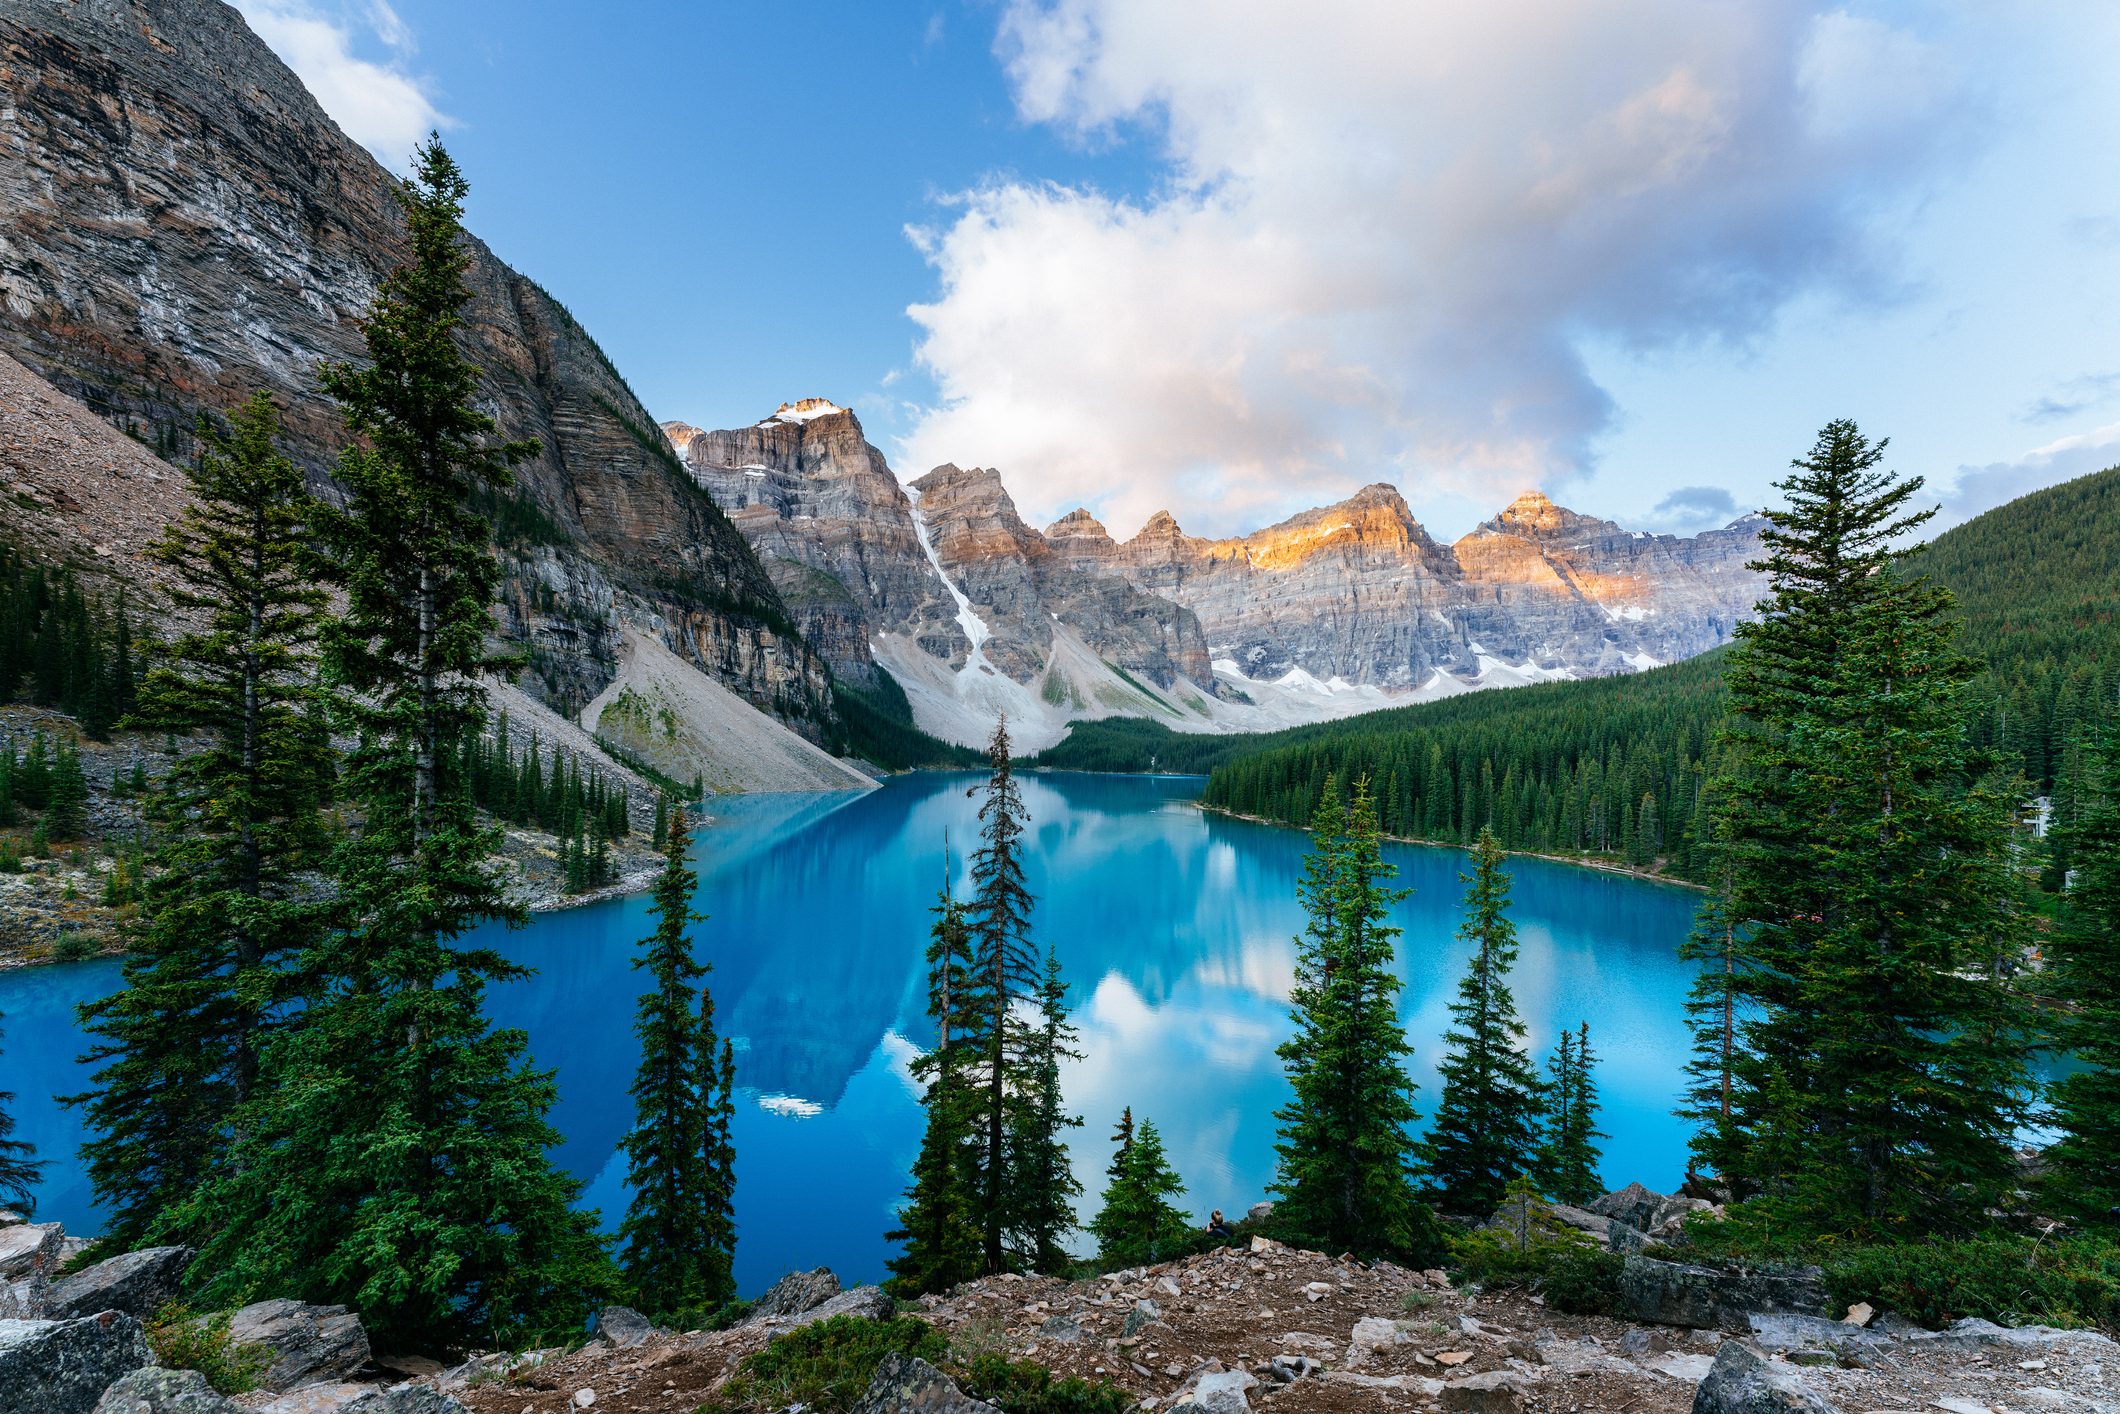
top-left (0, 1310), bottom-right (153, 1414)
top-left (748, 1267), bottom-right (841, 1321)
top-left (591, 1304), bottom-right (659, 1349)
top-left (851, 1353), bottom-right (998, 1414)
top-left (784, 1284), bottom-right (894, 1329)
top-left (225, 1299), bottom-right (371, 1390)
top-left (1691, 1339), bottom-right (1840, 1414)
top-left (339, 1385), bottom-right (470, 1413)
top-left (1588, 1183), bottom-right (1663, 1233)
top-left (50, 1246), bottom-right (194, 1321)
top-left (0, 1219), bottom-right (64, 1280)
top-left (1618, 1256), bottom-right (1828, 1332)
top-left (93, 1366), bottom-right (240, 1413)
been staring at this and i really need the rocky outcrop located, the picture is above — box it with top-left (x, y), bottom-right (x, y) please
top-left (0, 0), bottom-right (831, 737)
top-left (0, 1310), bottom-right (153, 1414)
top-left (48, 1246), bottom-right (193, 1321)
top-left (1689, 1340), bottom-right (1841, 1414)
top-left (744, 1267), bottom-right (841, 1322)
top-left (850, 1353), bottom-right (999, 1414)
top-left (1616, 1256), bottom-right (1830, 1333)
top-left (223, 1299), bottom-right (371, 1391)
top-left (92, 1366), bottom-right (239, 1414)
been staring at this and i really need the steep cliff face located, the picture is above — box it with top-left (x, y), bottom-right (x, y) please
top-left (0, 0), bottom-right (831, 730)
top-left (665, 400), bottom-right (964, 688)
top-left (1097, 484), bottom-right (1764, 689)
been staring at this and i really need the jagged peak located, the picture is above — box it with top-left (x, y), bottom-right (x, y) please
top-left (758, 397), bottom-right (850, 427)
top-left (1492, 487), bottom-right (1584, 534)
top-left (1134, 509), bottom-right (1185, 539)
top-left (1046, 507), bottom-right (1111, 541)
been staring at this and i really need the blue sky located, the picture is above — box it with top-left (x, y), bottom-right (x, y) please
top-left (234, 0), bottom-right (2120, 542)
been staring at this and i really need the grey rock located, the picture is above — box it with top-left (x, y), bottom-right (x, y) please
top-left (0, 1273), bottom-right (50, 1319)
top-left (592, 1304), bottom-right (658, 1349)
top-left (780, 1284), bottom-right (895, 1330)
top-left (1123, 1299), bottom-right (1163, 1337)
top-left (50, 1246), bottom-right (194, 1320)
top-left (1262, 1355), bottom-right (1319, 1383)
top-left (92, 1367), bottom-right (241, 1413)
top-left (1588, 1183), bottom-right (1666, 1234)
top-left (1618, 1257), bottom-right (1828, 1333)
top-left (1649, 1196), bottom-right (1715, 1239)
top-left (1607, 1221), bottom-right (1657, 1255)
top-left (0, 1220), bottom-right (64, 1280)
top-left (225, 1299), bottom-right (372, 1391)
top-left (1441, 1371), bottom-right (1530, 1414)
top-left (1038, 1313), bottom-right (1084, 1343)
top-left (1688, 1339), bottom-right (1840, 1414)
top-left (850, 1353), bottom-right (999, 1414)
top-left (1246, 1202), bottom-right (1275, 1223)
top-left (1190, 1369), bottom-right (1257, 1414)
top-left (1913, 1317), bottom-right (2119, 1352)
top-left (251, 1385), bottom-right (373, 1414)
top-left (749, 1267), bottom-right (843, 1321)
top-left (341, 1385), bottom-right (470, 1414)
top-left (0, 1311), bottom-right (153, 1414)
top-left (1746, 1313), bottom-right (1895, 1360)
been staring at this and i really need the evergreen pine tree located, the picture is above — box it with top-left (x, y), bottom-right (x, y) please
top-left (1424, 827), bottom-right (1545, 1216)
top-left (1005, 951), bottom-right (1082, 1274)
top-left (1711, 420), bottom-right (2031, 1234)
top-left (617, 805), bottom-right (737, 1318)
top-left (72, 392), bottom-right (334, 1249)
top-left (1088, 1115), bottom-right (1192, 1267)
top-left (963, 716), bottom-right (1044, 1274)
top-left (44, 740), bottom-right (88, 840)
top-left (177, 139), bottom-right (608, 1351)
top-left (1675, 873), bottom-right (1752, 1179)
top-left (886, 868), bottom-right (984, 1297)
top-left (0, 1013), bottom-right (43, 1215)
top-left (2045, 716), bottom-right (2120, 1218)
top-left (1272, 777), bottom-right (1444, 1262)
top-left (1536, 1022), bottom-right (1605, 1205)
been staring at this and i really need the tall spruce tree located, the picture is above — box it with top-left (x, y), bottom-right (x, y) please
top-left (617, 805), bottom-right (737, 1318)
top-left (1005, 951), bottom-right (1082, 1274)
top-left (1536, 1022), bottom-right (1605, 1205)
top-left (1424, 827), bottom-right (1545, 1216)
top-left (0, 1013), bottom-right (42, 1215)
top-left (72, 392), bottom-right (333, 1249)
top-left (1272, 777), bottom-right (1443, 1262)
top-left (886, 874), bottom-right (985, 1297)
top-left (1089, 1115), bottom-right (1192, 1267)
top-left (1675, 874), bottom-right (1751, 1180)
top-left (963, 716), bottom-right (1045, 1273)
top-left (2045, 716), bottom-right (2120, 1217)
top-left (1712, 420), bottom-right (2031, 1234)
top-left (178, 138), bottom-right (608, 1351)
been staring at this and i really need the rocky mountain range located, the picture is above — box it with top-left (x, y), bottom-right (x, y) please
top-left (0, 0), bottom-right (856, 789)
top-left (665, 403), bottom-right (1769, 751)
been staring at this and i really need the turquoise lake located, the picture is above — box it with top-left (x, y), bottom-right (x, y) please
top-left (0, 771), bottom-right (1705, 1296)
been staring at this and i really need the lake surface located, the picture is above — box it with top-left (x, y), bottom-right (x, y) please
top-left (0, 771), bottom-right (1705, 1296)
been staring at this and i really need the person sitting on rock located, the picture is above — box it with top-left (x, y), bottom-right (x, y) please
top-left (1206, 1209), bottom-right (1235, 1239)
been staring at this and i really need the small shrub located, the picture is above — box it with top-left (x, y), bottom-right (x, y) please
top-left (1823, 1236), bottom-right (2120, 1332)
top-left (144, 1304), bottom-right (271, 1395)
top-left (662, 1296), bottom-right (755, 1333)
top-left (710, 1315), bottom-right (947, 1413)
top-left (949, 1315), bottom-right (1014, 1365)
top-left (53, 931), bottom-right (98, 963)
top-left (1399, 1289), bottom-right (1434, 1313)
top-left (958, 1353), bottom-right (1134, 1414)
top-left (1544, 1247), bottom-right (1626, 1316)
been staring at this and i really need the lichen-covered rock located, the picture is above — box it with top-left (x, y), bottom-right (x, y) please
top-left (1186, 1369), bottom-right (1258, 1414)
top-left (784, 1285), bottom-right (895, 1329)
top-left (1618, 1257), bottom-right (1828, 1333)
top-left (591, 1304), bottom-right (658, 1350)
top-left (340, 1385), bottom-right (470, 1414)
top-left (0, 1311), bottom-right (153, 1414)
top-left (1690, 1340), bottom-right (1841, 1414)
top-left (0, 1219), bottom-right (64, 1280)
top-left (747, 1267), bottom-right (842, 1322)
top-left (92, 1366), bottom-right (240, 1413)
top-left (850, 1353), bottom-right (999, 1414)
top-left (49, 1246), bottom-right (193, 1320)
top-left (224, 1299), bottom-right (371, 1391)
top-left (1588, 1183), bottom-right (1666, 1233)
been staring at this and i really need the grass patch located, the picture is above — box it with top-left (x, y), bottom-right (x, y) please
top-left (709, 1314), bottom-right (947, 1413)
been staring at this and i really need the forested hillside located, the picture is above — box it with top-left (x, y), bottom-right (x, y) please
top-left (1052, 467), bottom-right (2120, 879)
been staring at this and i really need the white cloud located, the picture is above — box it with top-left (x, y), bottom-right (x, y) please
top-left (901, 0), bottom-right (1971, 537)
top-left (233, 0), bottom-right (447, 170)
top-left (1939, 423), bottom-right (2120, 530)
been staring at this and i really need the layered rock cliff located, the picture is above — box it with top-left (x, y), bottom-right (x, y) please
top-left (0, 0), bottom-right (831, 733)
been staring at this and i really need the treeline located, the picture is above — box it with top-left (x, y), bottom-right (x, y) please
top-left (0, 547), bottom-right (141, 738)
top-left (829, 669), bottom-right (983, 772)
top-left (1188, 465), bottom-right (2120, 880)
top-left (461, 716), bottom-right (633, 893)
top-left (0, 729), bottom-right (91, 850)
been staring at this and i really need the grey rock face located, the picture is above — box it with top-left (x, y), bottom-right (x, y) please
top-left (851, 1353), bottom-right (1000, 1414)
top-left (1187, 1369), bottom-right (1259, 1414)
top-left (748, 1267), bottom-right (842, 1322)
top-left (1689, 1339), bottom-right (1841, 1414)
top-left (92, 1367), bottom-right (241, 1414)
top-left (1618, 1257), bottom-right (1829, 1333)
top-left (0, 1220), bottom-right (63, 1280)
top-left (591, 1304), bottom-right (659, 1349)
top-left (340, 1385), bottom-right (470, 1414)
top-left (0, 0), bottom-right (831, 734)
top-left (785, 1285), bottom-right (895, 1329)
top-left (1588, 1183), bottom-right (1666, 1233)
top-left (0, 1311), bottom-right (153, 1414)
top-left (49, 1246), bottom-right (193, 1321)
top-left (224, 1299), bottom-right (371, 1391)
